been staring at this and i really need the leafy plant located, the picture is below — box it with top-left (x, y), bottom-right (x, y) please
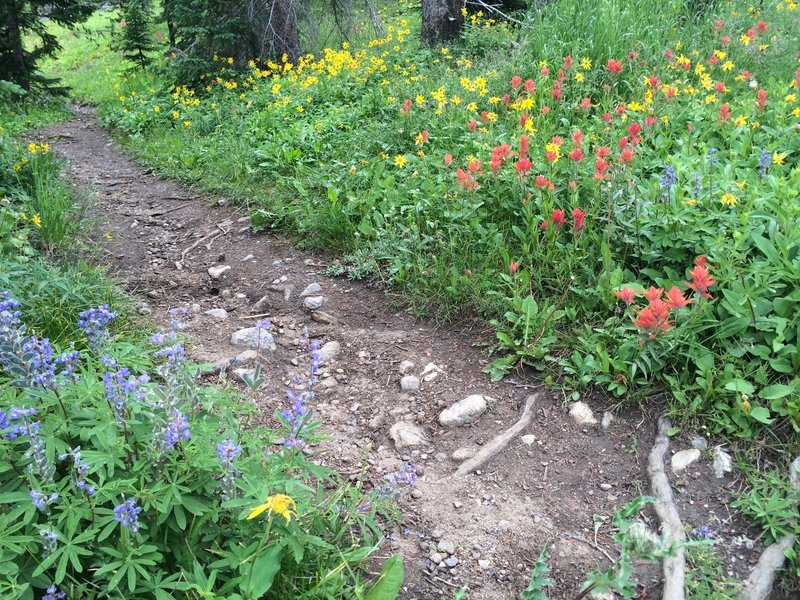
top-left (521, 544), bottom-right (551, 600)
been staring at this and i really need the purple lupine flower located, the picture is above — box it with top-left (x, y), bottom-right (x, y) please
top-left (77, 305), bottom-right (117, 352)
top-left (103, 366), bottom-right (148, 424)
top-left (691, 172), bottom-right (701, 198)
top-left (398, 463), bottom-right (417, 487)
top-left (114, 497), bottom-right (142, 534)
top-left (2, 407), bottom-right (36, 440)
top-left (39, 529), bottom-right (58, 557)
top-left (690, 525), bottom-right (715, 539)
top-left (55, 350), bottom-right (81, 383)
top-left (217, 438), bottom-right (243, 501)
top-left (659, 165), bottom-right (677, 202)
top-left (60, 447), bottom-right (95, 496)
top-left (30, 489), bottom-right (58, 511)
top-left (758, 149), bottom-right (771, 178)
top-left (168, 307), bottom-right (189, 332)
top-left (163, 409), bottom-right (191, 449)
top-left (42, 584), bottom-right (65, 600)
top-left (0, 291), bottom-right (22, 331)
top-left (706, 147), bottom-right (718, 164)
top-left (152, 342), bottom-right (186, 382)
top-left (21, 414), bottom-right (54, 482)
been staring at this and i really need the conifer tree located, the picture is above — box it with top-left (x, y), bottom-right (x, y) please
top-left (115, 0), bottom-right (157, 69)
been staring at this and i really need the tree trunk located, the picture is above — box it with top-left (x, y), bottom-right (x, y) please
top-left (268, 0), bottom-right (300, 63)
top-left (421, 0), bottom-right (464, 46)
top-left (3, 0), bottom-right (30, 90)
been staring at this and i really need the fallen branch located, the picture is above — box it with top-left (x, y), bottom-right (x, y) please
top-left (453, 394), bottom-right (537, 477)
top-left (175, 230), bottom-right (222, 269)
top-left (647, 416), bottom-right (686, 600)
top-left (742, 534), bottom-right (796, 600)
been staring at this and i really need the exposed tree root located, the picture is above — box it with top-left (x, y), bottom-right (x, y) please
top-left (742, 534), bottom-right (796, 600)
top-left (453, 394), bottom-right (538, 477)
top-left (647, 416), bottom-right (686, 600)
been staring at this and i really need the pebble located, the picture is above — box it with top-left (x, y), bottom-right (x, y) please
top-left (451, 446), bottom-right (478, 461)
top-left (431, 530), bottom-right (444, 540)
top-left (599, 483), bottom-right (612, 491)
top-left (303, 296), bottom-right (325, 310)
top-left (521, 434), bottom-right (536, 445)
top-left (712, 447), bottom-right (733, 478)
top-left (671, 448), bottom-right (701, 473)
top-left (400, 375), bottom-right (420, 392)
top-left (421, 362), bottom-right (443, 382)
top-left (691, 436), bottom-right (709, 451)
top-left (300, 282), bottom-right (322, 297)
top-left (438, 394), bottom-right (489, 427)
top-left (311, 310), bottom-right (337, 325)
top-left (208, 265), bottom-right (231, 280)
top-left (429, 552), bottom-right (446, 564)
top-left (601, 411), bottom-right (614, 429)
top-left (411, 489), bottom-right (423, 499)
top-left (398, 360), bottom-right (415, 374)
top-left (204, 308), bottom-right (229, 321)
top-left (569, 401), bottom-right (598, 425)
top-left (231, 368), bottom-right (257, 384)
top-left (437, 540), bottom-right (456, 555)
top-left (444, 556), bottom-right (459, 568)
top-left (388, 422), bottom-right (428, 449)
top-left (478, 559), bottom-right (491, 570)
top-left (230, 327), bottom-right (277, 351)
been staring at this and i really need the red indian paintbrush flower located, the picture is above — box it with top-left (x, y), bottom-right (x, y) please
top-left (572, 208), bottom-right (585, 234)
top-left (509, 261), bottom-right (519, 274)
top-left (620, 147), bottom-right (634, 164)
top-left (607, 59), bottom-right (623, 75)
top-left (516, 158), bottom-right (532, 175)
top-left (614, 286), bottom-right (637, 305)
top-left (551, 209), bottom-right (566, 229)
top-left (534, 175), bottom-right (550, 189)
top-left (665, 286), bottom-right (693, 310)
top-left (643, 286), bottom-right (664, 303)
top-left (686, 260), bottom-right (715, 299)
top-left (444, 153), bottom-right (453, 165)
top-left (510, 75), bottom-right (522, 90)
top-left (468, 120), bottom-right (478, 132)
top-left (633, 298), bottom-right (672, 339)
top-left (519, 135), bottom-right (529, 157)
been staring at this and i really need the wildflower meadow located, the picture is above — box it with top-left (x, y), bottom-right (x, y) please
top-left (1, 0), bottom-right (799, 597)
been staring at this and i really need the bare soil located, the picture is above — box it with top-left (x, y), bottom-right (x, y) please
top-left (36, 107), bottom-right (780, 600)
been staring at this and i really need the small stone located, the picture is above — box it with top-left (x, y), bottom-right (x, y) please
top-left (300, 282), bottom-right (322, 297)
top-left (438, 394), bottom-right (489, 427)
top-left (437, 540), bottom-right (456, 555)
top-left (521, 434), bottom-right (536, 445)
top-left (208, 265), bottom-right (231, 280)
top-left (398, 360), bottom-right (415, 374)
top-left (319, 377), bottom-right (338, 389)
top-left (671, 448), bottom-right (701, 473)
top-left (311, 310), bottom-right (337, 325)
top-left (599, 483), bottom-right (612, 491)
top-left (421, 362), bottom-right (443, 382)
top-left (451, 446), bottom-right (478, 461)
top-left (691, 436), bottom-right (709, 451)
top-left (444, 556), bottom-right (459, 568)
top-left (230, 327), bottom-right (276, 351)
top-left (601, 411), bottom-right (614, 429)
top-left (429, 553), bottom-right (446, 564)
top-left (204, 308), bottom-right (229, 321)
top-left (231, 368), bottom-right (257, 384)
top-left (304, 296), bottom-right (325, 310)
top-left (389, 422), bottom-right (428, 449)
top-left (431, 530), bottom-right (444, 540)
top-left (190, 303), bottom-right (201, 313)
top-left (790, 456), bottom-right (800, 493)
top-left (712, 447), bottom-right (734, 478)
top-left (138, 304), bottom-right (152, 316)
top-left (319, 341), bottom-right (342, 362)
top-left (241, 254), bottom-right (254, 262)
top-left (569, 401), bottom-right (598, 425)
top-left (411, 489), bottom-right (423, 499)
top-left (400, 375), bottom-right (420, 392)
top-left (478, 559), bottom-right (491, 570)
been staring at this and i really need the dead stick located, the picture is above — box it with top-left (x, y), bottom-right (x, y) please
top-left (647, 416), bottom-right (686, 600)
top-left (453, 394), bottom-right (538, 477)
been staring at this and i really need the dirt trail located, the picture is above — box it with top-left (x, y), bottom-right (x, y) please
top-left (37, 107), bottom-right (768, 599)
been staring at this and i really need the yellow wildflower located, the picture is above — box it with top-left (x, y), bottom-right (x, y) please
top-left (720, 193), bottom-right (738, 207)
top-left (575, 72), bottom-right (585, 83)
top-left (247, 494), bottom-right (297, 524)
top-left (394, 155), bottom-right (407, 168)
top-left (736, 180), bottom-right (747, 190)
top-left (734, 115), bottom-right (747, 127)
top-left (683, 198), bottom-right (698, 207)
top-left (580, 57), bottom-right (592, 70)
top-left (772, 152), bottom-right (787, 165)
top-left (31, 214), bottom-right (41, 227)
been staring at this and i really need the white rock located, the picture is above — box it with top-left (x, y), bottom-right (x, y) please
top-left (438, 394), bottom-right (489, 427)
top-left (303, 296), bottom-right (325, 310)
top-left (398, 360), bottom-right (415, 374)
top-left (231, 368), bottom-right (257, 384)
top-left (400, 375), bottom-right (420, 392)
top-left (712, 447), bottom-right (733, 478)
top-left (601, 411), bottom-right (614, 429)
top-left (790, 456), bottom-right (800, 493)
top-left (478, 559), bottom-right (491, 570)
top-left (230, 327), bottom-right (276, 351)
top-left (300, 283), bottom-right (322, 297)
top-left (241, 254), bottom-right (254, 262)
top-left (389, 422), bottom-right (428, 449)
top-left (451, 446), bottom-right (478, 461)
top-left (437, 540), bottom-right (456, 555)
top-left (671, 449), bottom-right (701, 473)
top-left (421, 362), bottom-right (443, 382)
top-left (569, 402), bottom-right (597, 425)
top-left (521, 434), bottom-right (536, 445)
top-left (318, 341), bottom-right (341, 362)
top-left (208, 265), bottom-right (231, 280)
top-left (204, 308), bottom-right (229, 321)
top-left (319, 377), bottom-right (338, 389)
top-left (234, 350), bottom-right (258, 365)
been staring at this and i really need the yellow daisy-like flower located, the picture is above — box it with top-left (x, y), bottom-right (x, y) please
top-left (720, 193), bottom-right (738, 207)
top-left (736, 180), bottom-right (747, 190)
top-left (393, 154), bottom-right (407, 168)
top-left (772, 152), bottom-right (787, 165)
top-left (247, 494), bottom-right (297, 524)
top-left (580, 57), bottom-right (592, 70)
top-left (31, 214), bottom-right (41, 227)
top-left (683, 198), bottom-right (698, 207)
top-left (575, 72), bottom-right (585, 83)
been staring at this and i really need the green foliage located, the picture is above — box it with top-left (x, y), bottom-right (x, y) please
top-left (114, 0), bottom-right (158, 69)
top-left (732, 464), bottom-right (800, 545)
top-left (684, 544), bottom-right (742, 600)
top-left (521, 544), bottom-right (551, 600)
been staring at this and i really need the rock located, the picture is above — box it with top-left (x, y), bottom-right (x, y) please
top-left (311, 310), bottom-right (337, 325)
top-left (601, 411), bottom-right (614, 429)
top-left (421, 362), bottom-right (443, 382)
top-left (283, 285), bottom-right (294, 301)
top-left (233, 350), bottom-right (258, 365)
top-left (439, 395), bottom-right (489, 427)
top-left (444, 556), bottom-right (459, 568)
top-left (590, 593), bottom-right (616, 600)
top-left (411, 489), bottom-right (423, 499)
top-left (398, 360), bottom-right (415, 374)
top-left (671, 448), bottom-right (701, 473)
top-left (208, 265), bottom-right (231, 280)
top-left (521, 434), bottom-right (536, 445)
top-left (431, 530), bottom-right (444, 540)
top-left (712, 447), bottom-right (733, 478)
top-left (478, 559), bottom-right (491, 570)
top-left (319, 341), bottom-right (342, 362)
top-left (138, 304), bottom-right (153, 316)
top-left (691, 436), bottom-right (708, 451)
top-left (437, 540), bottom-right (456, 555)
top-left (790, 456), bottom-right (800, 493)
top-left (304, 296), bottom-right (325, 311)
top-left (204, 308), bottom-right (229, 321)
top-left (241, 254), bottom-right (254, 262)
top-left (599, 483), bottom-right (612, 491)
top-left (300, 283), bottom-right (322, 297)
top-left (569, 402), bottom-right (597, 425)
top-left (429, 553), bottom-right (446, 564)
top-left (230, 327), bottom-right (276, 351)
top-left (389, 422), bottom-right (428, 449)
top-left (232, 368), bottom-right (257, 384)
top-left (319, 377), bottom-right (338, 390)
top-left (451, 446), bottom-right (478, 461)
top-left (190, 303), bottom-right (201, 313)
top-left (400, 375), bottom-right (420, 392)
